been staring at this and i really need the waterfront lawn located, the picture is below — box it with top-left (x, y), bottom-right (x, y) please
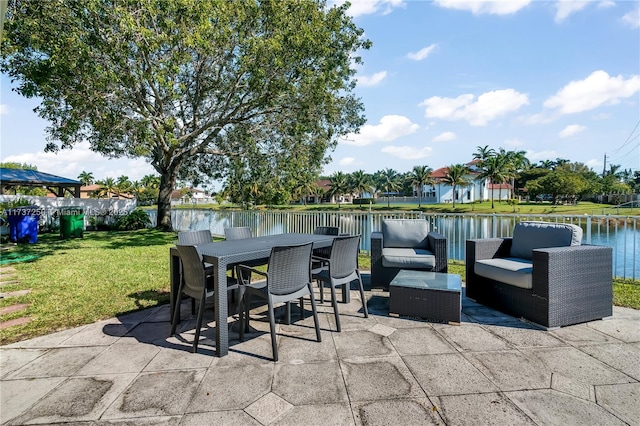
top-left (1, 230), bottom-right (638, 344)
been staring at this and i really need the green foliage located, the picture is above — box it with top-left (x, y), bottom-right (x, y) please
top-left (1, 0), bottom-right (369, 230)
top-left (114, 209), bottom-right (151, 231)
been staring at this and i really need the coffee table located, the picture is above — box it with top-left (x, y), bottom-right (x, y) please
top-left (389, 270), bottom-right (462, 324)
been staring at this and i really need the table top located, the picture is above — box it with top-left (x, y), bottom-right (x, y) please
top-left (195, 233), bottom-right (336, 263)
top-left (390, 270), bottom-right (462, 292)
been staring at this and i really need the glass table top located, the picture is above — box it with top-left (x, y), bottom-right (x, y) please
top-left (389, 270), bottom-right (462, 292)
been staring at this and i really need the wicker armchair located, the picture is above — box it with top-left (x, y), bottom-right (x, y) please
top-left (371, 219), bottom-right (447, 290)
top-left (465, 221), bottom-right (612, 329)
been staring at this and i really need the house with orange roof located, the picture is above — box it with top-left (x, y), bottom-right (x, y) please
top-left (416, 160), bottom-right (512, 204)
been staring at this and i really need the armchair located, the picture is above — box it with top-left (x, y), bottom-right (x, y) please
top-left (371, 219), bottom-right (447, 290)
top-left (466, 221), bottom-right (613, 329)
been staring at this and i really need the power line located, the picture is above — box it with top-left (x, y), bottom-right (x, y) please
top-left (611, 119), bottom-right (640, 154)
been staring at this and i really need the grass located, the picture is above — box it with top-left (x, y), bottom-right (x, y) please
top-left (1, 229), bottom-right (638, 344)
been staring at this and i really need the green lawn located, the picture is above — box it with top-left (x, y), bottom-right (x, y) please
top-left (0, 229), bottom-right (638, 345)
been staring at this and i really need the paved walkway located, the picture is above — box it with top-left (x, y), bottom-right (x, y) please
top-left (1, 278), bottom-right (639, 425)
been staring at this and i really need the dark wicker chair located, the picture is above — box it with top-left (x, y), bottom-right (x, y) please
top-left (171, 244), bottom-right (238, 353)
top-left (465, 221), bottom-right (613, 329)
top-left (236, 242), bottom-right (321, 361)
top-left (224, 226), bottom-right (253, 240)
top-left (312, 235), bottom-right (368, 332)
top-left (371, 219), bottom-right (447, 290)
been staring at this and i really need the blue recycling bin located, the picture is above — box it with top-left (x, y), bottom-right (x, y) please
top-left (7, 205), bottom-right (42, 244)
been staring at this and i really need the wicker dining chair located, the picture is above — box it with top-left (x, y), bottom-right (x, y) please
top-left (177, 230), bottom-right (212, 245)
top-left (171, 244), bottom-right (238, 353)
top-left (236, 242), bottom-right (321, 361)
top-left (224, 226), bottom-right (253, 240)
top-left (312, 235), bottom-right (368, 332)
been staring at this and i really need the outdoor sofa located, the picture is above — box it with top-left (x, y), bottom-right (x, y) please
top-left (465, 221), bottom-right (613, 329)
top-left (371, 219), bottom-right (447, 290)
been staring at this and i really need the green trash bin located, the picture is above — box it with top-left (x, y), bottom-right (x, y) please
top-left (59, 206), bottom-right (84, 239)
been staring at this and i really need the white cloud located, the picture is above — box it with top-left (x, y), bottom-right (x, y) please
top-left (434, 0), bottom-right (531, 15)
top-left (0, 104), bottom-right (8, 115)
top-left (420, 89), bottom-right (529, 126)
top-left (407, 44), bottom-right (438, 61)
top-left (544, 70), bottom-right (640, 114)
top-left (3, 141), bottom-right (155, 181)
top-left (339, 157), bottom-right (356, 166)
top-left (432, 131), bottom-right (456, 142)
top-left (357, 71), bottom-right (388, 87)
top-left (332, 0), bottom-right (405, 17)
top-left (598, 0), bottom-right (615, 8)
top-left (586, 158), bottom-right (602, 169)
top-left (504, 138), bottom-right (525, 147)
top-left (554, 1), bottom-right (590, 23)
top-left (559, 124), bottom-right (586, 138)
top-left (622, 7), bottom-right (640, 28)
top-left (341, 115), bottom-right (419, 146)
top-left (381, 145), bottom-right (433, 160)
top-left (526, 149), bottom-right (558, 161)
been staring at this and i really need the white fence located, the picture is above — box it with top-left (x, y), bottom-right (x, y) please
top-left (0, 195), bottom-right (137, 231)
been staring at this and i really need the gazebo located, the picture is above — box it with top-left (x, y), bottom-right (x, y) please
top-left (0, 168), bottom-right (82, 197)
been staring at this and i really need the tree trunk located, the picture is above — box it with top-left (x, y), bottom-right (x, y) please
top-left (156, 168), bottom-right (178, 231)
top-left (452, 185), bottom-right (456, 208)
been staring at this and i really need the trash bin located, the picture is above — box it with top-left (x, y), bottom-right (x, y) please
top-left (6, 205), bottom-right (42, 244)
top-left (59, 206), bottom-right (84, 239)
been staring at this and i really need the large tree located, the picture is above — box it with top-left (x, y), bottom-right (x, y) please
top-left (1, 0), bottom-right (369, 229)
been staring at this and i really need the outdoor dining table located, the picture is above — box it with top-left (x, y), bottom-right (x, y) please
top-left (169, 232), bottom-right (340, 357)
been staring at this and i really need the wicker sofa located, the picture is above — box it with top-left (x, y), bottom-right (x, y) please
top-left (465, 221), bottom-right (612, 329)
top-left (371, 219), bottom-right (447, 290)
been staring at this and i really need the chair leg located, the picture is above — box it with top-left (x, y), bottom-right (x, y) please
top-left (307, 283), bottom-right (322, 342)
top-left (299, 297), bottom-right (304, 320)
top-left (318, 279), bottom-right (325, 303)
top-left (170, 288), bottom-right (184, 336)
top-left (192, 292), bottom-right (207, 353)
top-left (267, 296), bottom-right (278, 362)
top-left (356, 271), bottom-right (369, 318)
top-left (239, 291), bottom-right (249, 342)
top-left (285, 302), bottom-right (291, 325)
top-left (191, 297), bottom-right (196, 314)
top-left (329, 283), bottom-right (341, 332)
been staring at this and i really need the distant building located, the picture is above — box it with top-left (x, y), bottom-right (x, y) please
top-left (79, 185), bottom-right (133, 199)
top-left (171, 188), bottom-right (213, 204)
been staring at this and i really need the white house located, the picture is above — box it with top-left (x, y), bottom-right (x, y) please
top-left (416, 160), bottom-right (512, 204)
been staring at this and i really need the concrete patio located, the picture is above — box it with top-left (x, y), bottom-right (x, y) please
top-left (1, 277), bottom-right (639, 425)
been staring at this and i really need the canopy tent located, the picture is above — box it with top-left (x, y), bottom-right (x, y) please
top-left (0, 168), bottom-right (82, 197)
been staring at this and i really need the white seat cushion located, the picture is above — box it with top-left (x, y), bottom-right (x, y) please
top-left (475, 257), bottom-right (533, 289)
top-left (382, 248), bottom-right (436, 269)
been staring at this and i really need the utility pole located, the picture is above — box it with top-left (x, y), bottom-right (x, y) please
top-left (602, 153), bottom-right (607, 176)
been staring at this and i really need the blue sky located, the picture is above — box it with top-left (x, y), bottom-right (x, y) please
top-left (1, 0), bottom-right (639, 186)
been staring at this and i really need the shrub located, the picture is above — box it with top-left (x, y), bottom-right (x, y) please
top-left (353, 198), bottom-right (376, 205)
top-left (114, 209), bottom-right (151, 230)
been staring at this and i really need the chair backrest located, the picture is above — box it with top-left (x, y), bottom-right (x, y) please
top-left (267, 243), bottom-right (313, 296)
top-left (314, 226), bottom-right (339, 236)
top-left (381, 219), bottom-right (429, 249)
top-left (510, 221), bottom-right (583, 260)
top-left (224, 226), bottom-right (253, 240)
top-left (176, 245), bottom-right (207, 298)
top-left (328, 235), bottom-right (360, 279)
top-left (178, 230), bottom-right (212, 245)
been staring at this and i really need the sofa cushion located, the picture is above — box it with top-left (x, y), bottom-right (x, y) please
top-left (382, 219), bottom-right (430, 249)
top-left (510, 221), bottom-right (582, 261)
top-left (475, 257), bottom-right (533, 289)
top-left (382, 248), bottom-right (436, 269)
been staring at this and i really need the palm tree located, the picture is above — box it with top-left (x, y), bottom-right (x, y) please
top-left (503, 149), bottom-right (530, 199)
top-left (473, 145), bottom-right (496, 162)
top-left (537, 160), bottom-right (554, 169)
top-left (116, 175), bottom-right (132, 196)
top-left (327, 172), bottom-right (349, 209)
top-left (406, 165), bottom-right (434, 208)
top-left (293, 180), bottom-right (320, 206)
top-left (96, 177), bottom-right (117, 198)
top-left (141, 174), bottom-right (160, 189)
top-left (77, 171), bottom-right (94, 186)
top-left (348, 170), bottom-right (373, 209)
top-left (477, 155), bottom-right (508, 209)
top-left (378, 168), bottom-right (401, 208)
top-left (440, 164), bottom-right (471, 208)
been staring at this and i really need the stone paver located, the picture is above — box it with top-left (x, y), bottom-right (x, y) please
top-left (1, 281), bottom-right (638, 425)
